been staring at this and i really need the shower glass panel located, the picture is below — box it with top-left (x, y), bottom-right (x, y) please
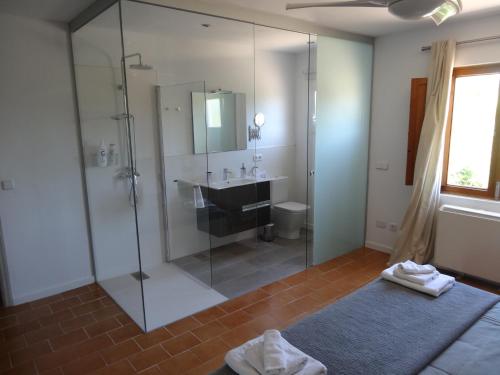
top-left (198, 18), bottom-right (256, 299)
top-left (71, 2), bottom-right (146, 330)
top-left (120, 1), bottom-right (229, 330)
top-left (313, 35), bottom-right (373, 264)
top-left (70, 0), bottom-right (348, 332)
top-left (251, 25), bottom-right (312, 285)
top-left (307, 34), bottom-right (318, 265)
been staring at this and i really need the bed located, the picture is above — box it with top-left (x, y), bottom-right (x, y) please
top-left (212, 279), bottom-right (500, 375)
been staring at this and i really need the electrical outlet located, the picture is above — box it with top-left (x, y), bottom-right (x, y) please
top-left (388, 223), bottom-right (398, 232)
top-left (253, 153), bottom-right (263, 162)
top-left (376, 220), bottom-right (387, 229)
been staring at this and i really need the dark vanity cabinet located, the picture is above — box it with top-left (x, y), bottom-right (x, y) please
top-left (197, 181), bottom-right (271, 237)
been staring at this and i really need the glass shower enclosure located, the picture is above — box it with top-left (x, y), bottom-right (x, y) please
top-left (71, 0), bottom-right (372, 332)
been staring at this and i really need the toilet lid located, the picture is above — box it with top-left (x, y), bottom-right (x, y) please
top-left (274, 202), bottom-right (309, 212)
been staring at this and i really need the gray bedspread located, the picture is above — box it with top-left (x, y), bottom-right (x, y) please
top-left (212, 279), bottom-right (500, 375)
top-left (421, 302), bottom-right (500, 375)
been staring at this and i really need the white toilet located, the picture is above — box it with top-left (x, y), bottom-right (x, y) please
top-left (270, 177), bottom-right (308, 240)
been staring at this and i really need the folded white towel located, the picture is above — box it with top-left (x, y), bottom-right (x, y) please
top-left (393, 267), bottom-right (439, 285)
top-left (226, 334), bottom-right (326, 375)
top-left (265, 330), bottom-right (303, 375)
top-left (396, 260), bottom-right (436, 275)
top-left (226, 336), bottom-right (261, 375)
top-left (244, 330), bottom-right (307, 375)
top-left (382, 264), bottom-right (455, 297)
top-left (193, 185), bottom-right (205, 209)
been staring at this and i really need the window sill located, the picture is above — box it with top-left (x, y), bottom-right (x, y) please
top-left (440, 193), bottom-right (500, 214)
top-left (441, 189), bottom-right (495, 201)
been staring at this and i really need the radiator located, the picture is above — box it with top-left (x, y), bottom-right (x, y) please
top-left (435, 205), bottom-right (500, 284)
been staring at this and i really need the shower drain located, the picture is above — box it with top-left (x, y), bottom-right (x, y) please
top-left (130, 271), bottom-right (150, 281)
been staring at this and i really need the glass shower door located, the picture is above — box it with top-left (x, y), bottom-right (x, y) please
top-left (120, 2), bottom-right (228, 330)
top-left (252, 25), bottom-right (312, 282)
top-left (71, 2), bottom-right (146, 330)
top-left (158, 82), bottom-right (212, 286)
top-left (203, 17), bottom-right (257, 298)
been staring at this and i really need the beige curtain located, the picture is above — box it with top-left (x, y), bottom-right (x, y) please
top-left (390, 40), bottom-right (456, 265)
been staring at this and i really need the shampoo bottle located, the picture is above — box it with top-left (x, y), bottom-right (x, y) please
top-left (97, 140), bottom-right (108, 167)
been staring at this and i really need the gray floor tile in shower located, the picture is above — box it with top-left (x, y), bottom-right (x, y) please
top-left (172, 231), bottom-right (311, 299)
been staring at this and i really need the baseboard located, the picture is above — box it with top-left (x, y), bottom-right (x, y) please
top-left (365, 241), bottom-right (393, 254)
top-left (12, 275), bottom-right (96, 305)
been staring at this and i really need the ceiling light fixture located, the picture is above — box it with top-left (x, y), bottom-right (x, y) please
top-left (286, 0), bottom-right (463, 26)
top-left (428, 0), bottom-right (462, 25)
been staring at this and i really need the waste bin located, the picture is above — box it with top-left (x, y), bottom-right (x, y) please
top-left (260, 223), bottom-right (275, 242)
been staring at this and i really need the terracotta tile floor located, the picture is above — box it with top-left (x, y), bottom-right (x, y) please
top-left (1, 248), bottom-right (498, 374)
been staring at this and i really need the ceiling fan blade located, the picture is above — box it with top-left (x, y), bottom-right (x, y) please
top-left (286, 1), bottom-right (389, 10)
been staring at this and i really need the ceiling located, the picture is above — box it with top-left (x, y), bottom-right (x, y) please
top-left (0, 0), bottom-right (95, 22)
top-left (201, 0), bottom-right (500, 36)
top-left (1, 0), bottom-right (500, 36)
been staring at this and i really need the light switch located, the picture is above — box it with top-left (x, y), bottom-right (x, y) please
top-left (375, 161), bottom-right (389, 171)
top-left (1, 180), bottom-right (15, 191)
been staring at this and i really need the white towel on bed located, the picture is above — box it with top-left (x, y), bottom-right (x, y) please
top-left (393, 267), bottom-right (440, 285)
top-left (225, 334), bottom-right (326, 375)
top-left (244, 330), bottom-right (308, 375)
top-left (382, 264), bottom-right (455, 297)
top-left (264, 330), bottom-right (307, 375)
top-left (396, 260), bottom-right (436, 274)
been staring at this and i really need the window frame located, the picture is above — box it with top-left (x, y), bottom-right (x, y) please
top-left (441, 63), bottom-right (500, 199)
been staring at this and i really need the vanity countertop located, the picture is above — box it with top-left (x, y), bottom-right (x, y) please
top-left (196, 175), bottom-right (286, 190)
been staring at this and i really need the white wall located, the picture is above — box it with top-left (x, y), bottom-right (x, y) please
top-left (366, 14), bottom-right (500, 253)
top-left (0, 14), bottom-right (93, 304)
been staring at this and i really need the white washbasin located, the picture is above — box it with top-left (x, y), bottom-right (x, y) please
top-left (195, 176), bottom-right (285, 190)
top-left (207, 178), bottom-right (257, 190)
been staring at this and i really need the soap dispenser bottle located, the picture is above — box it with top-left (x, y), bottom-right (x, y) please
top-left (240, 163), bottom-right (246, 178)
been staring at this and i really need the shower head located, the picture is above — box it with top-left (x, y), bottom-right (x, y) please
top-left (129, 63), bottom-right (153, 70)
top-left (122, 52), bottom-right (153, 71)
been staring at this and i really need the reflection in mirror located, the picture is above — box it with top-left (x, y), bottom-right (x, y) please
top-left (192, 91), bottom-right (247, 154)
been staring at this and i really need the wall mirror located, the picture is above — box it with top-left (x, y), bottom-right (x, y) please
top-left (192, 91), bottom-right (247, 154)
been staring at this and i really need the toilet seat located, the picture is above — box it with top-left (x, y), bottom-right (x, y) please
top-left (273, 201), bottom-right (308, 213)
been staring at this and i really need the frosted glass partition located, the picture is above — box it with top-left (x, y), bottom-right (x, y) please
top-left (313, 36), bottom-right (373, 265)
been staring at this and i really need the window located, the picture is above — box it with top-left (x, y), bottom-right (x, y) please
top-left (442, 64), bottom-right (500, 198)
top-left (206, 98), bottom-right (222, 128)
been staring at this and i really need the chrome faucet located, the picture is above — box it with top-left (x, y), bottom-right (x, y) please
top-left (250, 166), bottom-right (259, 177)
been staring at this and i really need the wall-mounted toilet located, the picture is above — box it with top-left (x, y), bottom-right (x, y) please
top-left (270, 177), bottom-right (308, 240)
